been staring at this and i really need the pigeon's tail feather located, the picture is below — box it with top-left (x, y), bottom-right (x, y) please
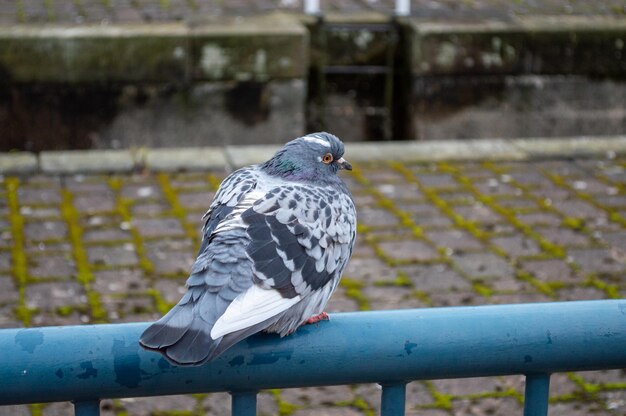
top-left (163, 315), bottom-right (218, 365)
top-left (206, 314), bottom-right (283, 362)
top-left (139, 302), bottom-right (194, 350)
top-left (139, 300), bottom-right (221, 366)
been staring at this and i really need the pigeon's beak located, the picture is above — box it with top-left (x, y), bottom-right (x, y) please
top-left (337, 157), bottom-right (352, 171)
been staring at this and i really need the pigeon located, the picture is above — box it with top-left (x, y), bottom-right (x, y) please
top-left (140, 132), bottom-right (357, 366)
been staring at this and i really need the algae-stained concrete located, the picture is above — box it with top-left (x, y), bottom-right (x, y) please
top-left (0, 14), bottom-right (308, 83)
top-left (0, 13), bottom-right (309, 150)
top-left (409, 17), bottom-right (626, 76)
top-left (0, 25), bottom-right (189, 83)
top-left (407, 16), bottom-right (626, 141)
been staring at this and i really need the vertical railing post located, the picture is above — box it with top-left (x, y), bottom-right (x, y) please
top-left (380, 382), bottom-right (407, 416)
top-left (524, 374), bottom-right (551, 416)
top-left (231, 391), bottom-right (257, 416)
top-left (73, 400), bottom-right (100, 416)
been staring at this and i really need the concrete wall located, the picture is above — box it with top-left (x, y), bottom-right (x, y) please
top-left (0, 13), bottom-right (308, 151)
top-left (408, 17), bottom-right (626, 141)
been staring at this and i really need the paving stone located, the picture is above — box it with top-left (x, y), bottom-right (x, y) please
top-left (599, 390), bottom-right (626, 415)
top-left (73, 193), bottom-right (116, 214)
top-left (406, 381), bottom-right (435, 407)
top-left (19, 205), bottom-right (61, 219)
top-left (361, 168), bottom-right (407, 182)
top-left (120, 183), bottom-right (162, 200)
top-left (132, 217), bottom-right (185, 238)
top-left (154, 279), bottom-right (187, 304)
top-left (551, 199), bottom-right (607, 219)
top-left (0, 275), bottom-right (18, 304)
top-left (537, 227), bottom-right (591, 247)
top-left (491, 276), bottom-right (531, 292)
top-left (93, 268), bottom-right (147, 295)
top-left (25, 281), bottom-right (85, 310)
top-left (414, 173), bottom-right (458, 188)
top-left (358, 207), bottom-right (399, 227)
top-left (491, 235), bottom-right (541, 257)
top-left (453, 204), bottom-right (503, 225)
top-left (344, 257), bottom-right (396, 283)
top-left (106, 295), bottom-right (154, 319)
top-left (0, 251), bottom-right (10, 272)
top-left (64, 176), bottom-right (112, 194)
top-left (436, 191), bottom-right (476, 204)
top-left (429, 291), bottom-right (482, 307)
top-left (257, 391), bottom-right (280, 416)
top-left (580, 369), bottom-right (626, 385)
top-left (516, 211), bottom-right (563, 226)
top-left (17, 187), bottom-right (62, 204)
top-left (557, 286), bottom-right (607, 301)
top-left (326, 287), bottom-right (359, 312)
top-left (506, 170), bottom-right (548, 186)
top-left (0, 230), bottom-right (12, 249)
top-left (202, 392), bottom-right (231, 414)
top-left (548, 373), bottom-right (580, 397)
top-left (88, 245), bottom-right (138, 267)
top-left (177, 191), bottom-right (211, 209)
top-left (494, 197), bottom-right (537, 210)
top-left (375, 182), bottom-right (423, 200)
top-left (451, 252), bottom-right (515, 280)
top-left (594, 194), bottom-right (626, 208)
top-left (119, 394), bottom-right (196, 416)
top-left (282, 385), bottom-right (356, 407)
top-left (567, 248), bottom-right (626, 274)
top-left (363, 285), bottom-right (423, 310)
top-left (42, 401), bottom-right (75, 416)
top-left (549, 402), bottom-right (605, 416)
top-left (292, 406), bottom-right (363, 416)
top-left (401, 264), bottom-right (471, 292)
top-left (82, 227), bottom-right (131, 243)
top-left (0, 405), bottom-right (30, 416)
top-left (351, 192), bottom-right (378, 206)
top-left (473, 179), bottom-right (520, 196)
top-left (567, 177), bottom-right (615, 194)
top-left (24, 220), bottom-right (68, 241)
top-left (452, 396), bottom-right (522, 415)
top-left (407, 409), bottom-right (449, 416)
top-left (486, 292), bottom-right (553, 304)
top-left (28, 253), bottom-right (75, 278)
top-left (425, 229), bottom-right (484, 251)
top-left (377, 239), bottom-right (440, 262)
top-left (520, 259), bottom-right (580, 283)
top-left (432, 377), bottom-right (501, 396)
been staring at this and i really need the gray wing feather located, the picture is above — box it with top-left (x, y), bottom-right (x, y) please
top-left (140, 170), bottom-right (357, 365)
top-left (140, 167), bottom-right (260, 366)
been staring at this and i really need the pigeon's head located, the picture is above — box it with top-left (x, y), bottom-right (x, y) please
top-left (261, 132), bottom-right (352, 182)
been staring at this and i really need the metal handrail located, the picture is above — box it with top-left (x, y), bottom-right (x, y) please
top-left (1, 300), bottom-right (625, 415)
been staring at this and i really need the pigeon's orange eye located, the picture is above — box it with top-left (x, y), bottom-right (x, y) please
top-left (322, 153), bottom-right (334, 164)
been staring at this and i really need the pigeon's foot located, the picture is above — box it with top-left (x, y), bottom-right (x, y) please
top-left (304, 312), bottom-right (329, 325)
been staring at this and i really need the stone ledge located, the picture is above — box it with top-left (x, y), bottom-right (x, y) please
top-left (0, 152), bottom-right (38, 174)
top-left (2, 136), bottom-right (626, 174)
top-left (40, 150), bottom-right (136, 173)
top-left (144, 147), bottom-right (228, 171)
top-left (409, 16), bottom-right (626, 76)
top-left (0, 13), bottom-right (307, 83)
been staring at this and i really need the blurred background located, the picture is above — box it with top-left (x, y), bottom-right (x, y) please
top-left (1, 0), bottom-right (625, 151)
top-left (1, 1), bottom-right (626, 415)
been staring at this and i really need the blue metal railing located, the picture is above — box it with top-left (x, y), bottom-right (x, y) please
top-left (1, 300), bottom-right (625, 415)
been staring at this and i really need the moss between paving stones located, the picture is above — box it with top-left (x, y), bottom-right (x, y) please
top-left (5, 177), bottom-right (34, 326)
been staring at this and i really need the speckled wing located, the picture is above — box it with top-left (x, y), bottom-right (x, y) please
top-left (210, 183), bottom-right (357, 339)
top-left (139, 166), bottom-right (262, 365)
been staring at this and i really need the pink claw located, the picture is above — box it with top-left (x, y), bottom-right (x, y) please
top-left (304, 311), bottom-right (329, 325)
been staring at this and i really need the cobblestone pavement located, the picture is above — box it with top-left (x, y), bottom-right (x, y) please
top-left (0, 0), bottom-right (625, 24)
top-left (1, 153), bottom-right (626, 415)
